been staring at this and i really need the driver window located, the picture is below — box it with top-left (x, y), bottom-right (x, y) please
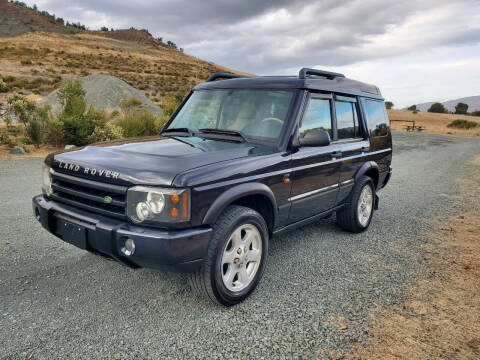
top-left (300, 98), bottom-right (332, 138)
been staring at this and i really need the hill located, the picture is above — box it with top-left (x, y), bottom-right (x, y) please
top-left (388, 109), bottom-right (480, 137)
top-left (0, 0), bottom-right (246, 108)
top-left (414, 95), bottom-right (480, 113)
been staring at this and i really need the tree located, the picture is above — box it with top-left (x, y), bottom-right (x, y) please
top-left (6, 93), bottom-right (51, 147)
top-left (407, 104), bottom-right (416, 111)
top-left (471, 110), bottom-right (480, 117)
top-left (455, 102), bottom-right (468, 115)
top-left (100, 26), bottom-right (108, 32)
top-left (428, 102), bottom-right (446, 113)
top-left (385, 101), bottom-right (393, 109)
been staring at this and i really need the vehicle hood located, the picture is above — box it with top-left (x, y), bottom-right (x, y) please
top-left (48, 136), bottom-right (274, 186)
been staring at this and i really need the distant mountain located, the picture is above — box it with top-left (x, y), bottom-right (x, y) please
top-left (415, 95), bottom-right (480, 112)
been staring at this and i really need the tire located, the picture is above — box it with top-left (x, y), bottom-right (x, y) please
top-left (188, 205), bottom-right (269, 306)
top-left (336, 176), bottom-right (375, 233)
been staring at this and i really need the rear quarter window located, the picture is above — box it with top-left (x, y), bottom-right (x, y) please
top-left (363, 99), bottom-right (389, 137)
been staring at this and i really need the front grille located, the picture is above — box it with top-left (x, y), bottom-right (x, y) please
top-left (51, 171), bottom-right (128, 219)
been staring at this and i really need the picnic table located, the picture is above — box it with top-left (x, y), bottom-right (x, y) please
top-left (404, 125), bottom-right (425, 132)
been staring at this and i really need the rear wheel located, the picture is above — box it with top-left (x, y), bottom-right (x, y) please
top-left (189, 205), bottom-right (269, 306)
top-left (336, 176), bottom-right (375, 233)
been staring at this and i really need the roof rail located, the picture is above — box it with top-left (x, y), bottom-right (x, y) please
top-left (206, 73), bottom-right (250, 82)
top-left (298, 68), bottom-right (345, 80)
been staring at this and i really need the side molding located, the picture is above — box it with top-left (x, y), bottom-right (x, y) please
top-left (202, 182), bottom-right (278, 226)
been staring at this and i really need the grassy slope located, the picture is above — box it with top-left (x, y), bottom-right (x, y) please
top-left (388, 109), bottom-right (480, 137)
top-left (0, 31), bottom-right (246, 106)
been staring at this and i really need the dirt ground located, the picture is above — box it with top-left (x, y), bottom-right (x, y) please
top-left (348, 156), bottom-right (480, 360)
top-left (388, 109), bottom-right (480, 137)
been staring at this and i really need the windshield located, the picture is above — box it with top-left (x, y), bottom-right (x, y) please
top-left (167, 89), bottom-right (294, 142)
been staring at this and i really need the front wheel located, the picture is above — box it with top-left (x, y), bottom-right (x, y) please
top-left (189, 205), bottom-right (269, 306)
top-left (336, 176), bottom-right (375, 233)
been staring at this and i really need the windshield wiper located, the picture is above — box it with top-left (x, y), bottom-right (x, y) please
top-left (161, 127), bottom-right (193, 137)
top-left (198, 128), bottom-right (246, 142)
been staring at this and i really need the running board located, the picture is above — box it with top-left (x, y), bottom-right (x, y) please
top-left (272, 204), bottom-right (345, 236)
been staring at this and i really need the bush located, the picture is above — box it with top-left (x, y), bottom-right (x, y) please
top-left (385, 101), bottom-right (393, 110)
top-left (56, 80), bottom-right (108, 146)
top-left (0, 78), bottom-right (8, 93)
top-left (6, 94), bottom-right (51, 147)
top-left (447, 119), bottom-right (479, 130)
top-left (407, 105), bottom-right (417, 111)
top-left (117, 110), bottom-right (160, 138)
top-left (88, 121), bottom-right (124, 143)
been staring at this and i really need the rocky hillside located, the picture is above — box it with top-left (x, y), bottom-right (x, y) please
top-left (0, 0), bottom-right (246, 107)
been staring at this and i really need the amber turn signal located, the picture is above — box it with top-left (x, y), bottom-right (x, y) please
top-left (170, 207), bottom-right (179, 217)
top-left (169, 194), bottom-right (180, 204)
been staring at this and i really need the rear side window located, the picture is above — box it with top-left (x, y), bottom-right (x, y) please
top-left (335, 101), bottom-right (360, 139)
top-left (300, 98), bottom-right (332, 138)
top-left (364, 99), bottom-right (389, 137)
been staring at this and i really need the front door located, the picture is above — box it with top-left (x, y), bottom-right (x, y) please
top-left (288, 94), bottom-right (341, 223)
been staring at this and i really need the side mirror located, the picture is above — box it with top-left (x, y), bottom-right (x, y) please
top-left (298, 129), bottom-right (331, 147)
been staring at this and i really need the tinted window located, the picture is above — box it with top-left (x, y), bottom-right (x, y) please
top-left (364, 99), bottom-right (389, 136)
top-left (335, 101), bottom-right (359, 139)
top-left (300, 98), bottom-right (332, 138)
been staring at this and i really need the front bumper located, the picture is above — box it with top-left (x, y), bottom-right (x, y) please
top-left (32, 195), bottom-right (212, 272)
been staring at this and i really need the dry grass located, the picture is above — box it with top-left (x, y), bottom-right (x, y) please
top-left (348, 156), bottom-right (480, 360)
top-left (388, 109), bottom-right (480, 137)
top-left (0, 32), bottom-right (247, 105)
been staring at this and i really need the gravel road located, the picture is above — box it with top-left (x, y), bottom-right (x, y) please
top-left (1, 132), bottom-right (479, 359)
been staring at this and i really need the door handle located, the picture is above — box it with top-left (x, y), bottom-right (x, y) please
top-left (361, 146), bottom-right (369, 152)
top-left (331, 151), bottom-right (342, 158)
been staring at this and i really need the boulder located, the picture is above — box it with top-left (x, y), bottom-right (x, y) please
top-left (40, 74), bottom-right (163, 117)
top-left (10, 146), bottom-right (25, 154)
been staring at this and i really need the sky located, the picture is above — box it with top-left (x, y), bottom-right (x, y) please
top-left (25, 0), bottom-right (480, 108)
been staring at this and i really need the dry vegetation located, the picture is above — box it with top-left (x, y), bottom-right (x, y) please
top-left (388, 109), bottom-right (480, 137)
top-left (348, 156), bottom-right (480, 360)
top-left (0, 32), bottom-right (247, 106)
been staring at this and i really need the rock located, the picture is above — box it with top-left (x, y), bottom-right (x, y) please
top-left (65, 145), bottom-right (76, 150)
top-left (10, 146), bottom-right (25, 154)
top-left (40, 74), bottom-right (163, 117)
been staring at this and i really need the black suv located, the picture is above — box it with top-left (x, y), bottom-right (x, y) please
top-left (33, 68), bottom-right (392, 306)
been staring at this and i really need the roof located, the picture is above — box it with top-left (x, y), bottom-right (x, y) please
top-left (194, 70), bottom-right (383, 99)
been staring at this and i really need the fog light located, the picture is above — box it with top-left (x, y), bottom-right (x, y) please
top-left (121, 238), bottom-right (136, 256)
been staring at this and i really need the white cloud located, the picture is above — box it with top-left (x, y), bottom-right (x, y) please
top-left (23, 0), bottom-right (480, 105)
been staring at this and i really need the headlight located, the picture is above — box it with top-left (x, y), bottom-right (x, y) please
top-left (42, 165), bottom-right (52, 196)
top-left (127, 186), bottom-right (190, 223)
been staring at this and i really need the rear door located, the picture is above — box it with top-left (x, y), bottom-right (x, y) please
top-left (288, 93), bottom-right (341, 223)
top-left (332, 95), bottom-right (370, 205)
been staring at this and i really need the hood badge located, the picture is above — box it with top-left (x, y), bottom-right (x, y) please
top-left (57, 161), bottom-right (120, 179)
top-left (103, 196), bottom-right (113, 204)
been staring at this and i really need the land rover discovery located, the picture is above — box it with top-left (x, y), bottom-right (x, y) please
top-left (33, 68), bottom-right (392, 306)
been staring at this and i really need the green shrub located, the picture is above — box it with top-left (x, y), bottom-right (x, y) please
top-left (6, 94), bottom-right (51, 147)
top-left (44, 118), bottom-right (64, 146)
top-left (447, 119), bottom-right (479, 130)
top-left (117, 110), bottom-right (160, 138)
top-left (88, 121), bottom-right (124, 143)
top-left (0, 78), bottom-right (8, 92)
top-left (0, 132), bottom-right (17, 148)
top-left (120, 97), bottom-right (142, 114)
top-left (56, 80), bottom-right (108, 145)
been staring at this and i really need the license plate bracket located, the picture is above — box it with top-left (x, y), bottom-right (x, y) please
top-left (57, 220), bottom-right (87, 250)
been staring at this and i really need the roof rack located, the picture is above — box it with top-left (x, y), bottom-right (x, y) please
top-left (206, 73), bottom-right (250, 82)
top-left (298, 68), bottom-right (345, 80)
